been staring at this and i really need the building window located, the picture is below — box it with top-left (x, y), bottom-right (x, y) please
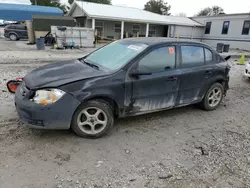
top-left (132, 24), bottom-right (140, 34)
top-left (114, 23), bottom-right (121, 33)
top-left (242, 20), bottom-right (250, 35)
top-left (221, 21), bottom-right (230, 35)
top-left (149, 25), bottom-right (156, 37)
top-left (204, 22), bottom-right (212, 34)
top-left (95, 21), bottom-right (104, 36)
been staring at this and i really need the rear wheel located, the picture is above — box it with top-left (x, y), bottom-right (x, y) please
top-left (201, 83), bottom-right (224, 111)
top-left (9, 33), bottom-right (18, 41)
top-left (71, 100), bottom-right (114, 138)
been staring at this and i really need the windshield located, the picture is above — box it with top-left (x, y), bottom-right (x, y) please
top-left (84, 41), bottom-right (148, 71)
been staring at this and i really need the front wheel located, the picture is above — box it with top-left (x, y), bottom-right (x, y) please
top-left (201, 83), bottom-right (224, 111)
top-left (71, 100), bottom-right (114, 138)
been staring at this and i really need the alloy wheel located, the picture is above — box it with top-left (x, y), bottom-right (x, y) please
top-left (208, 87), bottom-right (222, 107)
top-left (77, 107), bottom-right (108, 135)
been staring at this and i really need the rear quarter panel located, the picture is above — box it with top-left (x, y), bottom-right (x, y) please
top-left (201, 61), bottom-right (229, 98)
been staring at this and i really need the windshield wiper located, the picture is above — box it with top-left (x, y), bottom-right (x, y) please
top-left (82, 59), bottom-right (99, 70)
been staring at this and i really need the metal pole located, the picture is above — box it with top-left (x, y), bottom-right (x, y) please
top-left (35, 0), bottom-right (37, 5)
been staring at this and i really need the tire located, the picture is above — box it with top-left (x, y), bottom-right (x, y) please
top-left (9, 33), bottom-right (18, 41)
top-left (71, 100), bottom-right (114, 138)
top-left (201, 83), bottom-right (224, 111)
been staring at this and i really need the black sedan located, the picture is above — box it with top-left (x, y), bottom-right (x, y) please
top-left (15, 38), bottom-right (230, 138)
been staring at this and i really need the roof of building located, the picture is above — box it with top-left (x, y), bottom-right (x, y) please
top-left (122, 37), bottom-right (209, 46)
top-left (0, 3), bottom-right (63, 21)
top-left (69, 1), bottom-right (203, 27)
top-left (191, 13), bottom-right (250, 18)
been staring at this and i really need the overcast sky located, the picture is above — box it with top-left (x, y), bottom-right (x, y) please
top-left (0, 0), bottom-right (249, 16)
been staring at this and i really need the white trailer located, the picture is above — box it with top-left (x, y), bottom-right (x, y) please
top-left (51, 26), bottom-right (95, 48)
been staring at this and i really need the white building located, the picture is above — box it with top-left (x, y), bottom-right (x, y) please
top-left (192, 13), bottom-right (250, 49)
top-left (68, 2), bottom-right (250, 50)
top-left (68, 1), bottom-right (204, 40)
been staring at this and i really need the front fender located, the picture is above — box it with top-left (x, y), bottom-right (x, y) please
top-left (60, 76), bottom-right (126, 116)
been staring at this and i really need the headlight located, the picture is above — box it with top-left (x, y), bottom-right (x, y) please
top-left (31, 89), bottom-right (65, 105)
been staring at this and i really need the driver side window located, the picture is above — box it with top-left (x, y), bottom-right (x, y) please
top-left (138, 46), bottom-right (176, 73)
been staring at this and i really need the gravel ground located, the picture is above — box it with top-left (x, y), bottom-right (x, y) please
top-left (0, 39), bottom-right (250, 188)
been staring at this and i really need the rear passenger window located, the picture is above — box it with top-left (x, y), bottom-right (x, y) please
top-left (205, 48), bottom-right (213, 62)
top-left (17, 26), bottom-right (25, 30)
top-left (138, 46), bottom-right (176, 73)
top-left (8, 26), bottom-right (15, 29)
top-left (181, 46), bottom-right (204, 68)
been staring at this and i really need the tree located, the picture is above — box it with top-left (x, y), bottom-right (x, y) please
top-left (144, 0), bottom-right (171, 15)
top-left (196, 6), bottom-right (224, 16)
top-left (196, 7), bottom-right (211, 16)
top-left (30, 0), bottom-right (67, 13)
top-left (175, 12), bottom-right (186, 17)
top-left (211, 6), bottom-right (224, 15)
top-left (68, 0), bottom-right (112, 5)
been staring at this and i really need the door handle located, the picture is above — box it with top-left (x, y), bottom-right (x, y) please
top-left (166, 76), bottom-right (178, 81)
top-left (205, 71), bottom-right (212, 75)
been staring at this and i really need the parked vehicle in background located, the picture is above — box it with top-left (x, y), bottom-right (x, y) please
top-left (245, 62), bottom-right (250, 79)
top-left (14, 38), bottom-right (231, 138)
top-left (4, 24), bottom-right (28, 41)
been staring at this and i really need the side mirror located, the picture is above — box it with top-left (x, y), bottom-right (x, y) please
top-left (7, 80), bottom-right (22, 93)
top-left (129, 69), bottom-right (152, 77)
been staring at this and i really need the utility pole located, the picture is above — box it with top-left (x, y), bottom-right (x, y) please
top-left (35, 0), bottom-right (37, 5)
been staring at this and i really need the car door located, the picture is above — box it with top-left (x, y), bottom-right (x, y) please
top-left (125, 45), bottom-right (181, 115)
top-left (23, 26), bottom-right (28, 38)
top-left (20, 25), bottom-right (28, 38)
top-left (7, 25), bottom-right (15, 35)
top-left (16, 25), bottom-right (27, 39)
top-left (176, 45), bottom-right (210, 106)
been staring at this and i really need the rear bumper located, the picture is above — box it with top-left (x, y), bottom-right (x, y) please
top-left (4, 33), bottom-right (8, 38)
top-left (244, 63), bottom-right (250, 77)
top-left (222, 76), bottom-right (230, 96)
top-left (15, 86), bottom-right (81, 130)
top-left (225, 77), bottom-right (229, 90)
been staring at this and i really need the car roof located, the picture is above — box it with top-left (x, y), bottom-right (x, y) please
top-left (122, 37), bottom-right (210, 47)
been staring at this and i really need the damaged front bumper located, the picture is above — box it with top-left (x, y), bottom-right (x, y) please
top-left (15, 86), bottom-right (81, 130)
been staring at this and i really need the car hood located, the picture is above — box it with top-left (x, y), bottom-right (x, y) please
top-left (24, 60), bottom-right (108, 89)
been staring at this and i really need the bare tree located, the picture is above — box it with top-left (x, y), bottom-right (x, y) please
top-left (196, 6), bottom-right (224, 16)
top-left (175, 12), bottom-right (187, 17)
